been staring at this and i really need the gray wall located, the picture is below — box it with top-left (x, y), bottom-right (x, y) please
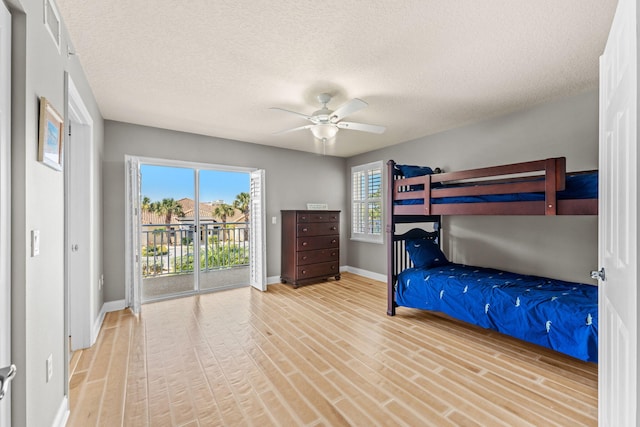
top-left (7, 0), bottom-right (104, 425)
top-left (103, 121), bottom-right (347, 302)
top-left (346, 90), bottom-right (598, 284)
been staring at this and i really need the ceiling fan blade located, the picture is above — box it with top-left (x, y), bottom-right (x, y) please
top-left (269, 107), bottom-right (314, 121)
top-left (273, 124), bottom-right (314, 135)
top-left (330, 98), bottom-right (368, 122)
top-left (337, 121), bottom-right (386, 134)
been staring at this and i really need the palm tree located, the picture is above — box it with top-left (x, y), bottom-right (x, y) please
top-left (213, 203), bottom-right (235, 243)
top-left (156, 198), bottom-right (184, 228)
top-left (233, 192), bottom-right (250, 221)
top-left (141, 196), bottom-right (151, 212)
top-left (233, 192), bottom-right (250, 239)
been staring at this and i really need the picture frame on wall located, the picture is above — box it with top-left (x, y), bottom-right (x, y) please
top-left (38, 96), bottom-right (64, 171)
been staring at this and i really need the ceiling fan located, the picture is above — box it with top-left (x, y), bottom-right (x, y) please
top-left (270, 93), bottom-right (386, 143)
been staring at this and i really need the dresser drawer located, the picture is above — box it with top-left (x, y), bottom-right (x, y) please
top-left (297, 261), bottom-right (339, 279)
top-left (297, 248), bottom-right (339, 265)
top-left (297, 235), bottom-right (339, 251)
top-left (297, 212), bottom-right (340, 223)
top-left (297, 222), bottom-right (339, 237)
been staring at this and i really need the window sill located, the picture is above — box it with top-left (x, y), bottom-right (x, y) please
top-left (350, 236), bottom-right (383, 245)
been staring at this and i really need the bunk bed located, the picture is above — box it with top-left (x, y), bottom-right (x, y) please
top-left (386, 157), bottom-right (599, 362)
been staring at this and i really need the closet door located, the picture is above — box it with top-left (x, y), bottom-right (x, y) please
top-left (598, 0), bottom-right (637, 424)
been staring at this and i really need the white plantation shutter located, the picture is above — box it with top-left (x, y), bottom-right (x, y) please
top-left (351, 161), bottom-right (383, 243)
top-left (249, 169), bottom-right (266, 291)
top-left (125, 156), bottom-right (142, 313)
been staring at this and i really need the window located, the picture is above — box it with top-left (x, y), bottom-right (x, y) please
top-left (351, 161), bottom-right (383, 244)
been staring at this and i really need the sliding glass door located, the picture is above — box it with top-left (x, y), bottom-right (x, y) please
top-left (199, 169), bottom-right (250, 292)
top-left (136, 161), bottom-right (254, 303)
top-left (140, 165), bottom-right (197, 301)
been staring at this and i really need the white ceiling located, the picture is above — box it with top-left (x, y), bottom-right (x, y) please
top-left (55, 0), bottom-right (617, 158)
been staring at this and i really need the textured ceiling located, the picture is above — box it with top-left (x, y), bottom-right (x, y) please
top-left (55, 0), bottom-right (617, 157)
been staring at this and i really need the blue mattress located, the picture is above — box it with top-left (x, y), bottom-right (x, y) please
top-left (397, 172), bottom-right (598, 205)
top-left (396, 263), bottom-right (598, 362)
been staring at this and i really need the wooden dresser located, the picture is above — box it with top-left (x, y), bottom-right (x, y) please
top-left (280, 210), bottom-right (340, 288)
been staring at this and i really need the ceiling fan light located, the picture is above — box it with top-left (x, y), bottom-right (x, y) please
top-left (310, 124), bottom-right (339, 141)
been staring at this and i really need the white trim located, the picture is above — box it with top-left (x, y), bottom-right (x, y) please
top-left (0, 5), bottom-right (10, 427)
top-left (91, 300), bottom-right (127, 344)
top-left (103, 299), bottom-right (127, 312)
top-left (270, 267), bottom-right (386, 285)
top-left (43, 0), bottom-right (61, 52)
top-left (51, 396), bottom-right (69, 427)
top-left (65, 75), bottom-right (94, 351)
top-left (343, 266), bottom-right (386, 283)
top-left (132, 155), bottom-right (256, 174)
top-left (91, 307), bottom-right (106, 345)
top-left (267, 275), bottom-right (280, 285)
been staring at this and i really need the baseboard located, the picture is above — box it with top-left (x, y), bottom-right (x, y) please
top-left (103, 299), bottom-right (127, 313)
top-left (267, 275), bottom-right (280, 285)
top-left (269, 267), bottom-right (385, 286)
top-left (52, 396), bottom-right (69, 427)
top-left (91, 299), bottom-right (127, 345)
top-left (343, 266), bottom-right (386, 283)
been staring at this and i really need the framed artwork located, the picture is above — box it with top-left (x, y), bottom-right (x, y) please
top-left (38, 97), bottom-right (64, 171)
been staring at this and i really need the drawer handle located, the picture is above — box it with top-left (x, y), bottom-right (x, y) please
top-left (331, 252), bottom-right (336, 256)
top-left (302, 242), bottom-right (308, 246)
top-left (330, 226), bottom-right (336, 230)
top-left (331, 239), bottom-right (337, 244)
top-left (301, 270), bottom-right (306, 275)
top-left (302, 256), bottom-right (307, 260)
top-left (300, 216), bottom-right (307, 220)
top-left (302, 228), bottom-right (308, 232)
top-left (331, 265), bottom-right (336, 270)
top-left (318, 216), bottom-right (323, 220)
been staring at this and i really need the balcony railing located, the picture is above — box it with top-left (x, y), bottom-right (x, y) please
top-left (141, 221), bottom-right (249, 277)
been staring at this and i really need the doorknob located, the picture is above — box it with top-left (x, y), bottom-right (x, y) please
top-left (0, 364), bottom-right (16, 401)
top-left (590, 268), bottom-right (606, 281)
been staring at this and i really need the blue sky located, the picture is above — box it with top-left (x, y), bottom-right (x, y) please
top-left (141, 164), bottom-right (249, 204)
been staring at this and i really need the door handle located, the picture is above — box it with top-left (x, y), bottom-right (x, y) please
top-left (590, 268), bottom-right (605, 281)
top-left (0, 364), bottom-right (16, 401)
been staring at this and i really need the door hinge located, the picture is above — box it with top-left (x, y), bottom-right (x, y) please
top-left (590, 268), bottom-right (605, 281)
top-left (0, 364), bottom-right (17, 401)
top-left (68, 124), bottom-right (72, 136)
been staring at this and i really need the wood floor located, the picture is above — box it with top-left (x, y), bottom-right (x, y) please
top-left (67, 273), bottom-right (598, 426)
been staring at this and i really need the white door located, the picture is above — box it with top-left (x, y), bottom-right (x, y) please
top-left (249, 169), bottom-right (266, 291)
top-left (66, 76), bottom-right (94, 350)
top-left (0, 2), bottom-right (13, 425)
top-left (598, 0), bottom-right (637, 424)
top-left (125, 156), bottom-right (142, 314)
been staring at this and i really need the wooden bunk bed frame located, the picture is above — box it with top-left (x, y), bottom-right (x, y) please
top-left (386, 156), bottom-right (598, 317)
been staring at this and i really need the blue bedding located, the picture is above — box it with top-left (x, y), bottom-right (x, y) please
top-left (397, 171), bottom-right (598, 205)
top-left (396, 263), bottom-right (598, 362)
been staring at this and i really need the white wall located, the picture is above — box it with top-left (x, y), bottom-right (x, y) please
top-left (347, 90), bottom-right (598, 284)
top-left (102, 121), bottom-right (347, 302)
top-left (6, 0), bottom-right (104, 424)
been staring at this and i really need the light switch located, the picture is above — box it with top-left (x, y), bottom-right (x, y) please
top-left (31, 230), bottom-right (40, 257)
top-left (272, 216), bottom-right (277, 225)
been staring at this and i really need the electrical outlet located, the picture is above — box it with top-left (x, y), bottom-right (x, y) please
top-left (46, 354), bottom-right (53, 383)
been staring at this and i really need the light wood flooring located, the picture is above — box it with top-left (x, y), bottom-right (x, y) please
top-left (68, 273), bottom-right (597, 426)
